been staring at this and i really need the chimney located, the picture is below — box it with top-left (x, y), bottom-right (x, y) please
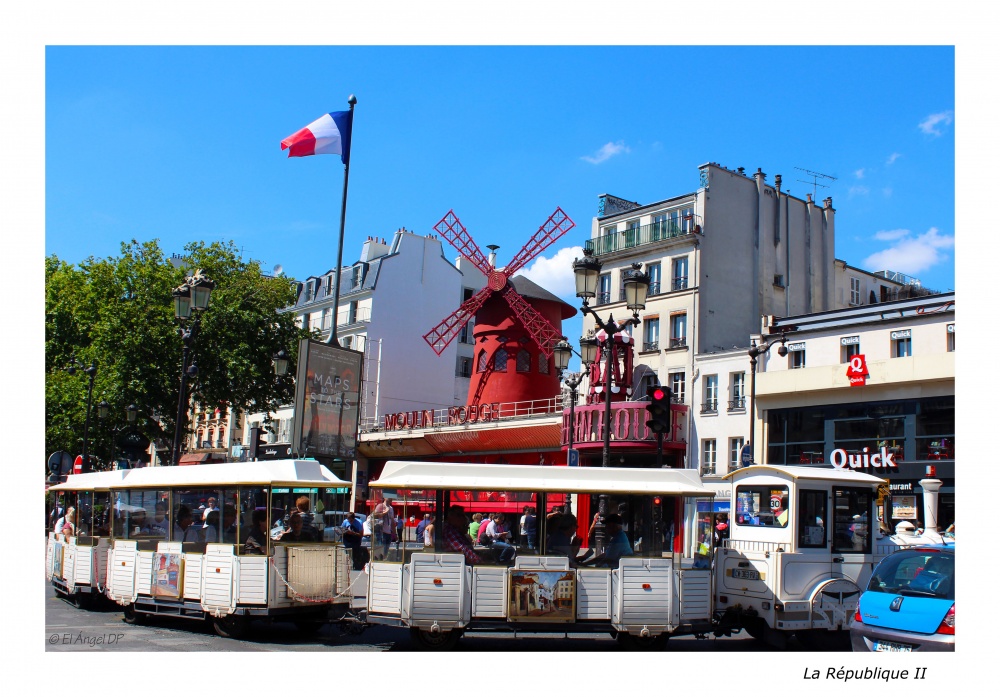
top-left (823, 197), bottom-right (833, 209)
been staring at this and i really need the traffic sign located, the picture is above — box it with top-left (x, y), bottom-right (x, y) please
top-left (740, 444), bottom-right (753, 468)
top-left (568, 448), bottom-right (579, 467)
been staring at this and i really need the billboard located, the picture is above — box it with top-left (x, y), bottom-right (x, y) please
top-left (291, 338), bottom-right (364, 460)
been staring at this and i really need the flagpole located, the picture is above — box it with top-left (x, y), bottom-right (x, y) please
top-left (327, 94), bottom-right (357, 346)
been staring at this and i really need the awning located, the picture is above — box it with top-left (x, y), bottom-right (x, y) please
top-left (178, 453), bottom-right (211, 465)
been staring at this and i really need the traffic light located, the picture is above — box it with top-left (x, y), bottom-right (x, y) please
top-left (248, 426), bottom-right (267, 461)
top-left (645, 385), bottom-right (672, 434)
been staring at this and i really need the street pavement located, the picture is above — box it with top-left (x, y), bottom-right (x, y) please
top-left (44, 582), bottom-right (833, 652)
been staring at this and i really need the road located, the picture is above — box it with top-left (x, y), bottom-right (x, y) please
top-left (44, 583), bottom-right (833, 653)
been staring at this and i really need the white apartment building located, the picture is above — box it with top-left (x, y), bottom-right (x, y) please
top-left (581, 162), bottom-right (906, 470)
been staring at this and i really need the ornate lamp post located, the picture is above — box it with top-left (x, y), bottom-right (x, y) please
top-left (572, 249), bottom-right (650, 552)
top-left (66, 358), bottom-right (99, 473)
top-left (170, 269), bottom-right (215, 466)
top-left (747, 332), bottom-right (787, 465)
top-left (553, 337), bottom-right (590, 460)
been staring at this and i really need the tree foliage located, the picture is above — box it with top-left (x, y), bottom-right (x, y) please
top-left (45, 239), bottom-right (311, 467)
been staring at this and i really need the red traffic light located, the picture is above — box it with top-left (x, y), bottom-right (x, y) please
top-left (651, 387), bottom-right (666, 401)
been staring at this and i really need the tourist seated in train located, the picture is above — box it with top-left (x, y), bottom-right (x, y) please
top-left (244, 510), bottom-right (270, 555)
top-left (221, 505), bottom-right (238, 543)
top-left (577, 514), bottom-right (633, 568)
top-left (129, 508), bottom-right (147, 536)
top-left (482, 512), bottom-right (516, 563)
top-left (440, 505), bottom-right (486, 565)
top-left (203, 510), bottom-right (222, 543)
top-left (294, 495), bottom-right (317, 531)
top-left (141, 502), bottom-right (170, 538)
top-left (173, 505), bottom-right (202, 542)
top-left (546, 512), bottom-right (581, 560)
top-left (278, 512), bottom-right (318, 542)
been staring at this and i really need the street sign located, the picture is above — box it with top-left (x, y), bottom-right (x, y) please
top-left (257, 443), bottom-right (292, 460)
top-left (568, 448), bottom-right (579, 467)
top-left (740, 444), bottom-right (753, 468)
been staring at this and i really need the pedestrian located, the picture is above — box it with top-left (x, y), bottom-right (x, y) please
top-left (713, 513), bottom-right (729, 547)
top-left (523, 506), bottom-right (538, 550)
top-left (372, 497), bottom-right (395, 560)
top-left (416, 513), bottom-right (431, 541)
top-left (395, 513), bottom-right (404, 552)
top-left (341, 512), bottom-right (368, 570)
top-left (423, 517), bottom-right (435, 550)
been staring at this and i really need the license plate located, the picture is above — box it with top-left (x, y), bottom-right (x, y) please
top-left (731, 569), bottom-right (761, 580)
top-left (875, 641), bottom-right (912, 652)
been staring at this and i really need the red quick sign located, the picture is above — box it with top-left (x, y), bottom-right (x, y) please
top-left (846, 354), bottom-right (869, 386)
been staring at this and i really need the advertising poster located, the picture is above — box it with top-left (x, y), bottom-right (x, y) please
top-left (508, 569), bottom-right (576, 621)
top-left (151, 552), bottom-right (183, 598)
top-left (892, 496), bottom-right (918, 520)
top-left (292, 338), bottom-right (364, 460)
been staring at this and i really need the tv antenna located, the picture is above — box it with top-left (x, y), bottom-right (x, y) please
top-left (272, 264), bottom-right (283, 276)
top-left (795, 167), bottom-right (837, 199)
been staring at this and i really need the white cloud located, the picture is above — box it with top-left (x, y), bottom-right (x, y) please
top-left (518, 245), bottom-right (584, 301)
top-left (862, 227), bottom-right (954, 275)
top-left (854, 168), bottom-right (865, 179)
top-left (580, 141), bottom-right (630, 165)
top-left (873, 228), bottom-right (910, 241)
top-left (848, 185), bottom-right (870, 197)
top-left (918, 111), bottom-right (954, 136)
top-left (886, 152), bottom-right (902, 166)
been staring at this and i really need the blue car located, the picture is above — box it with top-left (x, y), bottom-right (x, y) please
top-left (850, 545), bottom-right (955, 652)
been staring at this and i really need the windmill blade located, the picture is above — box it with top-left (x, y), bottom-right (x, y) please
top-left (504, 207), bottom-right (575, 277)
top-left (433, 210), bottom-right (493, 276)
top-left (422, 285), bottom-right (493, 355)
top-left (501, 284), bottom-right (563, 358)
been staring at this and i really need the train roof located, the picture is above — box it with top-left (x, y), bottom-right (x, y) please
top-left (48, 469), bottom-right (132, 491)
top-left (372, 460), bottom-right (714, 496)
top-left (107, 460), bottom-right (351, 489)
top-left (722, 464), bottom-right (887, 485)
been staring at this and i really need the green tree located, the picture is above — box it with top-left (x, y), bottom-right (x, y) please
top-left (45, 239), bottom-right (311, 469)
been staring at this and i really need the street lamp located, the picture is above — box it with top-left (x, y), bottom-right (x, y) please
top-left (747, 332), bottom-right (787, 466)
top-left (573, 250), bottom-right (650, 552)
top-left (553, 337), bottom-right (590, 461)
top-left (66, 358), bottom-right (99, 473)
top-left (170, 269), bottom-right (215, 466)
top-left (272, 349), bottom-right (290, 377)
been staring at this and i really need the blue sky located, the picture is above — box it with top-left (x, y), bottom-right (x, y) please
top-left (45, 46), bottom-right (955, 352)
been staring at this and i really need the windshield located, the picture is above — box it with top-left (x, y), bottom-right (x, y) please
top-left (867, 549), bottom-right (954, 600)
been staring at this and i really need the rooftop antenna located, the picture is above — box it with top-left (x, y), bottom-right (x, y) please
top-left (794, 167), bottom-right (837, 199)
top-left (272, 264), bottom-right (283, 276)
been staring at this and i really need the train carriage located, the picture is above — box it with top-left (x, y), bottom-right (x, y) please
top-left (102, 459), bottom-right (360, 638)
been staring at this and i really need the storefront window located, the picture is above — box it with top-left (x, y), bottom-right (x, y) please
top-left (832, 487), bottom-right (872, 553)
top-left (797, 489), bottom-right (827, 548)
top-left (734, 485), bottom-right (789, 527)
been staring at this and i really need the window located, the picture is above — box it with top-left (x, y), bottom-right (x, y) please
top-left (625, 219), bottom-right (640, 247)
top-left (841, 338), bottom-right (860, 363)
top-left (305, 282), bottom-right (314, 302)
top-left (789, 347), bottom-right (806, 369)
top-left (459, 320), bottom-right (475, 344)
top-left (669, 371), bottom-right (686, 404)
top-left (703, 375), bottom-right (718, 413)
top-left (351, 265), bottom-right (363, 288)
top-left (892, 329), bottom-right (912, 357)
top-left (702, 439), bottom-right (717, 475)
top-left (947, 324), bottom-right (955, 352)
top-left (326, 275), bottom-right (334, 295)
top-left (477, 350), bottom-right (488, 373)
top-left (348, 301), bottom-right (358, 324)
top-left (670, 313), bottom-right (687, 348)
top-left (516, 349), bottom-right (531, 373)
top-left (850, 277), bottom-right (862, 306)
top-left (643, 318), bottom-right (660, 352)
top-left (832, 487), bottom-right (872, 553)
top-left (597, 273), bottom-right (611, 305)
top-left (798, 490), bottom-right (828, 548)
top-left (647, 262), bottom-right (662, 295)
top-left (734, 485), bottom-right (789, 528)
top-left (729, 372), bottom-right (746, 410)
top-left (342, 336), bottom-right (353, 350)
top-left (322, 308), bottom-right (332, 330)
top-left (773, 274), bottom-right (785, 288)
top-left (538, 353), bottom-right (549, 374)
top-left (729, 437), bottom-right (744, 471)
top-left (457, 356), bottom-right (472, 378)
top-left (494, 347), bottom-right (508, 372)
top-left (672, 257), bottom-right (688, 290)
top-left (681, 207), bottom-right (695, 233)
top-left (652, 214), bottom-right (668, 240)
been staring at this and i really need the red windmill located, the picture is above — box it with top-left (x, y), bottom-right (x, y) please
top-left (423, 208), bottom-right (576, 407)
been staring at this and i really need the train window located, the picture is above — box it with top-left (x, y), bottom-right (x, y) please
top-left (173, 488), bottom-right (223, 542)
top-left (832, 487), bottom-right (872, 553)
top-left (734, 485), bottom-right (790, 527)
top-left (118, 489), bottom-right (170, 540)
top-left (798, 489), bottom-right (827, 547)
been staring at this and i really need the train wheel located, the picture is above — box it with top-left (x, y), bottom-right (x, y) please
top-left (122, 604), bottom-right (146, 625)
top-left (409, 627), bottom-right (461, 650)
top-left (617, 632), bottom-right (669, 650)
top-left (212, 613), bottom-right (252, 640)
top-left (73, 591), bottom-right (95, 610)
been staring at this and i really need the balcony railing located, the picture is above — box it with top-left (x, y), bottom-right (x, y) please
top-left (672, 276), bottom-right (688, 291)
top-left (701, 400), bottom-right (718, 414)
top-left (642, 341), bottom-right (659, 352)
top-left (728, 397), bottom-right (746, 411)
top-left (595, 291), bottom-right (611, 305)
top-left (647, 281), bottom-right (661, 295)
top-left (669, 337), bottom-right (687, 349)
top-left (585, 215), bottom-right (702, 256)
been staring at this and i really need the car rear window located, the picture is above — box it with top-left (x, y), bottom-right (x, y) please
top-left (867, 549), bottom-right (954, 600)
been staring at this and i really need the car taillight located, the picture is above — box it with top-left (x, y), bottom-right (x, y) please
top-left (936, 604), bottom-right (955, 635)
top-left (853, 608), bottom-right (863, 624)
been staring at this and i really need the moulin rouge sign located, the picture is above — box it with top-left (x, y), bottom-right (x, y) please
top-left (383, 402), bottom-right (503, 430)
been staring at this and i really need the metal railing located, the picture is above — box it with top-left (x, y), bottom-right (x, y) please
top-left (642, 340), bottom-right (659, 352)
top-left (647, 281), bottom-right (661, 295)
top-left (361, 395), bottom-right (564, 433)
top-left (701, 400), bottom-right (718, 414)
top-left (669, 337), bottom-right (687, 349)
top-left (585, 215), bottom-right (701, 256)
top-left (672, 276), bottom-right (689, 291)
top-left (723, 539), bottom-right (785, 553)
top-left (728, 397), bottom-right (746, 411)
top-left (595, 291), bottom-right (611, 305)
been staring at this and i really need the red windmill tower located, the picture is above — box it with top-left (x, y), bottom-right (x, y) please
top-left (423, 209), bottom-right (577, 408)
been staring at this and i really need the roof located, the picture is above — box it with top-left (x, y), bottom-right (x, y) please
top-left (509, 276), bottom-right (576, 319)
top-left (48, 470), bottom-right (132, 491)
top-left (107, 460), bottom-right (351, 489)
top-left (371, 460), bottom-right (713, 496)
top-left (722, 464), bottom-right (887, 485)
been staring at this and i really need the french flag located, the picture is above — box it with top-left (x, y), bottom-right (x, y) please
top-left (281, 110), bottom-right (353, 163)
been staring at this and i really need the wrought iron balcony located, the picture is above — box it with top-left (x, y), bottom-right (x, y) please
top-left (728, 397), bottom-right (746, 411)
top-left (585, 215), bottom-right (702, 256)
top-left (669, 337), bottom-right (687, 349)
top-left (672, 276), bottom-right (688, 291)
top-left (647, 280), bottom-right (661, 295)
top-left (701, 400), bottom-right (718, 414)
top-left (642, 340), bottom-right (659, 352)
top-left (595, 291), bottom-right (611, 305)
